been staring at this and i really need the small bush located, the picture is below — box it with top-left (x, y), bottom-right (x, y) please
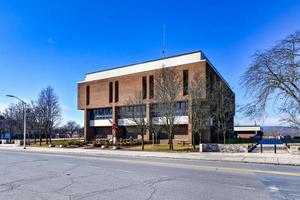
top-left (93, 139), bottom-right (110, 147)
top-left (226, 138), bottom-right (254, 144)
top-left (67, 140), bottom-right (87, 147)
top-left (93, 138), bottom-right (151, 147)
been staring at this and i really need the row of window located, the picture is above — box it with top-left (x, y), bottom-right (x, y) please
top-left (151, 101), bottom-right (188, 117)
top-left (118, 105), bottom-right (147, 119)
top-left (86, 70), bottom-right (189, 105)
top-left (89, 101), bottom-right (188, 120)
top-left (90, 108), bottom-right (113, 120)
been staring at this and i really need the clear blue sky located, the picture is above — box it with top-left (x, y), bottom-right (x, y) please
top-left (0, 0), bottom-right (300, 126)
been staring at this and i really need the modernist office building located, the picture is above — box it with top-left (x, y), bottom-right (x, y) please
top-left (78, 51), bottom-right (235, 143)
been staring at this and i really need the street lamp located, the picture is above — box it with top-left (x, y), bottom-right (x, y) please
top-left (6, 95), bottom-right (27, 149)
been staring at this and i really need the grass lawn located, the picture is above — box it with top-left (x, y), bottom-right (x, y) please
top-left (287, 143), bottom-right (300, 146)
top-left (124, 144), bottom-right (198, 152)
top-left (29, 141), bottom-right (198, 152)
top-left (29, 140), bottom-right (71, 148)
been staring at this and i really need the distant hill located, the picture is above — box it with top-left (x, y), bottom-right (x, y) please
top-left (262, 126), bottom-right (300, 136)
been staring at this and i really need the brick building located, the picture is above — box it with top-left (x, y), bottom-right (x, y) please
top-left (234, 125), bottom-right (263, 139)
top-left (78, 51), bottom-right (235, 143)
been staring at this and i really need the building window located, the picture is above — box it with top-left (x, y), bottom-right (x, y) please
top-left (151, 104), bottom-right (163, 117)
top-left (115, 81), bottom-right (119, 102)
top-left (109, 82), bottom-right (113, 103)
top-left (118, 105), bottom-right (146, 119)
top-left (175, 101), bottom-right (188, 116)
top-left (86, 85), bottom-right (90, 105)
top-left (183, 70), bottom-right (189, 96)
top-left (90, 108), bottom-right (112, 120)
top-left (142, 76), bottom-right (147, 99)
top-left (151, 101), bottom-right (188, 117)
top-left (149, 75), bottom-right (154, 99)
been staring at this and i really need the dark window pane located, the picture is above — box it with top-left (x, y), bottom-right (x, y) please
top-left (115, 81), bottom-right (119, 102)
top-left (86, 85), bottom-right (90, 105)
top-left (142, 76), bottom-right (147, 99)
top-left (183, 70), bottom-right (189, 95)
top-left (109, 82), bottom-right (113, 103)
top-left (118, 105), bottom-right (146, 119)
top-left (149, 75), bottom-right (154, 99)
top-left (151, 101), bottom-right (188, 117)
top-left (90, 107), bottom-right (113, 120)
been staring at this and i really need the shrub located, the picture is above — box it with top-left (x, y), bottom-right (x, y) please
top-left (226, 138), bottom-right (254, 144)
top-left (93, 139), bottom-right (110, 147)
top-left (67, 140), bottom-right (87, 147)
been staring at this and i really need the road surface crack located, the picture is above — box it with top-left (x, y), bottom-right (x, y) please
top-left (144, 177), bottom-right (177, 200)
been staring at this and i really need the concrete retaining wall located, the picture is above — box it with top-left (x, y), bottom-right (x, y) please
top-left (199, 143), bottom-right (249, 153)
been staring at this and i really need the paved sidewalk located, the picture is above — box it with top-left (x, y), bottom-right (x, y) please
top-left (0, 145), bottom-right (300, 166)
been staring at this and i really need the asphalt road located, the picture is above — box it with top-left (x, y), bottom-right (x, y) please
top-left (0, 150), bottom-right (299, 200)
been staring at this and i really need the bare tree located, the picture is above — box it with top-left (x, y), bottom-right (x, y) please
top-left (2, 103), bottom-right (24, 139)
top-left (63, 121), bottom-right (82, 138)
top-left (149, 124), bottom-right (163, 145)
top-left (26, 101), bottom-right (39, 144)
top-left (2, 106), bottom-right (16, 137)
top-left (212, 81), bottom-right (235, 144)
top-left (154, 67), bottom-right (182, 151)
top-left (36, 86), bottom-right (62, 144)
top-left (0, 113), bottom-right (5, 138)
top-left (189, 73), bottom-right (210, 149)
top-left (241, 31), bottom-right (300, 127)
top-left (120, 91), bottom-right (148, 150)
top-left (53, 126), bottom-right (67, 138)
top-left (279, 102), bottom-right (300, 128)
top-left (33, 102), bottom-right (46, 146)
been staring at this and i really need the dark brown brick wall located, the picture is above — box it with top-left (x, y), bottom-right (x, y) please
top-left (78, 60), bottom-right (234, 143)
top-left (78, 61), bottom-right (206, 109)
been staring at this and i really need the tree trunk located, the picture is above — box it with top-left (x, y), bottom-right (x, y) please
top-left (192, 132), bottom-right (195, 150)
top-left (39, 134), bottom-right (42, 146)
top-left (223, 131), bottom-right (226, 144)
top-left (152, 132), bottom-right (154, 145)
top-left (45, 131), bottom-right (48, 145)
top-left (141, 131), bottom-right (144, 151)
top-left (168, 131), bottom-right (173, 151)
top-left (199, 131), bottom-right (202, 145)
top-left (49, 128), bottom-right (52, 143)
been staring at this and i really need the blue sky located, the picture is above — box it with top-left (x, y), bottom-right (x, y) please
top-left (0, 0), bottom-right (300, 126)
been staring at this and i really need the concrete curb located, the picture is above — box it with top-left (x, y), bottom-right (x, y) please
top-left (0, 146), bottom-right (300, 166)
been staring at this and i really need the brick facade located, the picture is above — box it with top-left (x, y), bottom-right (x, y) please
top-left (78, 51), bottom-right (235, 143)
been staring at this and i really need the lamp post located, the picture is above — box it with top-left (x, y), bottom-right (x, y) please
top-left (6, 95), bottom-right (27, 149)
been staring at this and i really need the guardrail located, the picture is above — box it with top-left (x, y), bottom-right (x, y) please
top-left (248, 143), bottom-right (258, 152)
